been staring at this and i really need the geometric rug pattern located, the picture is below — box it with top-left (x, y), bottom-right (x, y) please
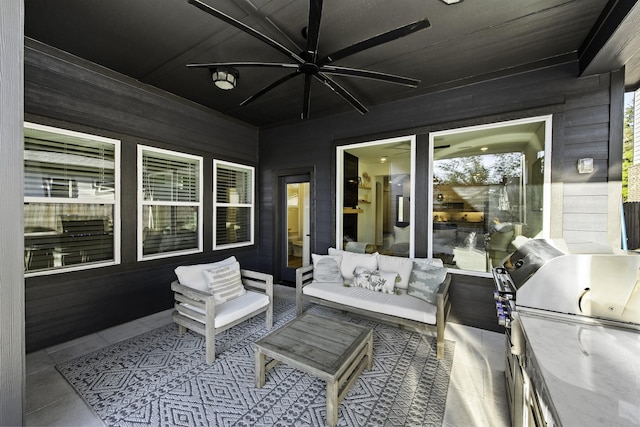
top-left (57, 297), bottom-right (454, 426)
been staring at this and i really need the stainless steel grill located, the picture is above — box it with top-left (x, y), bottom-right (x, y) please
top-left (493, 239), bottom-right (640, 328)
top-left (493, 239), bottom-right (640, 427)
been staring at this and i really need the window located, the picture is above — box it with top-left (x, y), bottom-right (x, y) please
top-left (24, 122), bottom-right (120, 275)
top-left (336, 136), bottom-right (416, 257)
top-left (138, 146), bottom-right (202, 260)
top-left (430, 116), bottom-right (551, 274)
top-left (213, 160), bottom-right (255, 249)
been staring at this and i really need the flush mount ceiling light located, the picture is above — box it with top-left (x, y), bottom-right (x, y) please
top-left (440, 0), bottom-right (463, 4)
top-left (211, 66), bottom-right (239, 90)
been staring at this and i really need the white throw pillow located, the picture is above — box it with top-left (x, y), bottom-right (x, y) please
top-left (352, 267), bottom-right (397, 294)
top-left (378, 254), bottom-right (414, 290)
top-left (203, 261), bottom-right (246, 303)
top-left (328, 247), bottom-right (378, 281)
top-left (311, 253), bottom-right (343, 283)
top-left (174, 256), bottom-right (237, 292)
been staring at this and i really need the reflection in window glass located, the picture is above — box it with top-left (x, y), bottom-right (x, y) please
top-left (213, 160), bottom-right (254, 249)
top-left (138, 146), bottom-right (202, 259)
top-left (141, 206), bottom-right (199, 255)
top-left (23, 122), bottom-right (119, 275)
top-left (431, 118), bottom-right (548, 273)
top-left (337, 136), bottom-right (415, 257)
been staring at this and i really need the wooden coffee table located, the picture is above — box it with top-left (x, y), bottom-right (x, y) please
top-left (254, 313), bottom-right (373, 427)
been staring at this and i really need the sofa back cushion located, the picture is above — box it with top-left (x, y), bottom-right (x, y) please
top-left (328, 247), bottom-right (378, 281)
top-left (311, 254), bottom-right (343, 283)
top-left (174, 256), bottom-right (237, 292)
top-left (378, 254), bottom-right (414, 289)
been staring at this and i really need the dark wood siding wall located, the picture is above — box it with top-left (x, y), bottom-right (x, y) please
top-left (23, 40), bottom-right (260, 352)
top-left (259, 61), bottom-right (623, 331)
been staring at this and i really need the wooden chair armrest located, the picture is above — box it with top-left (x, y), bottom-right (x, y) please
top-left (171, 280), bottom-right (213, 301)
top-left (295, 264), bottom-right (314, 316)
top-left (240, 269), bottom-right (274, 297)
top-left (295, 264), bottom-right (314, 290)
top-left (437, 273), bottom-right (451, 298)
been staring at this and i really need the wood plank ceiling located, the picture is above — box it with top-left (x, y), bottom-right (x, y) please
top-left (24, 0), bottom-right (640, 127)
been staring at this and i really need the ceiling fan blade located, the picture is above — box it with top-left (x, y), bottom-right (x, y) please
top-left (319, 65), bottom-right (419, 87)
top-left (315, 73), bottom-right (368, 115)
top-left (319, 18), bottom-right (431, 65)
top-left (187, 0), bottom-right (304, 64)
top-left (187, 61), bottom-right (299, 69)
top-left (305, 0), bottom-right (323, 62)
top-left (302, 75), bottom-right (313, 119)
top-left (240, 71), bottom-right (301, 106)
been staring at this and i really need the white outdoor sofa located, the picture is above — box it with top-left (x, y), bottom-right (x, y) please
top-left (296, 249), bottom-right (451, 359)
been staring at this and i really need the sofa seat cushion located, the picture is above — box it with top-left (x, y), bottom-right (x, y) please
top-left (303, 282), bottom-right (437, 325)
top-left (179, 290), bottom-right (269, 329)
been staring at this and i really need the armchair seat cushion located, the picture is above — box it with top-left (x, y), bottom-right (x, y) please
top-left (179, 290), bottom-right (269, 329)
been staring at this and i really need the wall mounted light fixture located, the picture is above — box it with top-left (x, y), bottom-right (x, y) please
top-left (440, 0), bottom-right (463, 4)
top-left (211, 67), bottom-right (239, 90)
top-left (577, 158), bottom-right (594, 174)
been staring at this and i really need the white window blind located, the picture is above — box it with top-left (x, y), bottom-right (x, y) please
top-left (213, 160), bottom-right (254, 249)
top-left (23, 122), bottom-right (120, 275)
top-left (138, 146), bottom-right (203, 260)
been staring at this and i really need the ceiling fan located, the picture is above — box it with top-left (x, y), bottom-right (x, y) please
top-left (186, 0), bottom-right (431, 119)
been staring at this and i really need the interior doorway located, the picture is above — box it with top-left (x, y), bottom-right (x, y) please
top-left (279, 173), bottom-right (312, 283)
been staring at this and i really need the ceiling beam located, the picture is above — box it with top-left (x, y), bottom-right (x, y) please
top-left (579, 0), bottom-right (640, 88)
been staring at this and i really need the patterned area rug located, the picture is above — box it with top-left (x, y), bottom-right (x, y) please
top-left (57, 297), bottom-right (454, 426)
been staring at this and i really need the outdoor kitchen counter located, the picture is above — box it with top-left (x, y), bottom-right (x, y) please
top-left (518, 311), bottom-right (640, 427)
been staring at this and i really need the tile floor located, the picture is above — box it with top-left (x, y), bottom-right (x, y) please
top-left (25, 285), bottom-right (510, 426)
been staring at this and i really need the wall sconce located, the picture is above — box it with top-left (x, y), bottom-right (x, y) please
top-left (211, 67), bottom-right (239, 90)
top-left (436, 193), bottom-right (444, 201)
top-left (577, 158), bottom-right (594, 174)
top-left (440, 0), bottom-right (463, 4)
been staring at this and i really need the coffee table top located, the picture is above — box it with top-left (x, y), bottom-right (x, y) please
top-left (254, 313), bottom-right (373, 381)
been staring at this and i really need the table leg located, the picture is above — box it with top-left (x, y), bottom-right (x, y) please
top-left (254, 348), bottom-right (266, 388)
top-left (366, 335), bottom-right (373, 370)
top-left (326, 379), bottom-right (339, 427)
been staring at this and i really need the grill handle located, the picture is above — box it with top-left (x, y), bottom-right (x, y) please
top-left (578, 287), bottom-right (591, 313)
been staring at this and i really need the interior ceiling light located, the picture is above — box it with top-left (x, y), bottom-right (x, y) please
top-left (480, 147), bottom-right (488, 151)
top-left (440, 0), bottom-right (463, 4)
top-left (211, 67), bottom-right (239, 90)
top-left (380, 156), bottom-right (387, 163)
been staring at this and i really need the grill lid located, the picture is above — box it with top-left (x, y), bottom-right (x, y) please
top-left (502, 239), bottom-right (564, 290)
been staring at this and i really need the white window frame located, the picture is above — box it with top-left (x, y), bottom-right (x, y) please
top-left (24, 122), bottom-right (121, 276)
top-left (428, 115), bottom-right (553, 276)
top-left (335, 135), bottom-right (417, 256)
top-left (213, 159), bottom-right (255, 250)
top-left (137, 145), bottom-right (203, 260)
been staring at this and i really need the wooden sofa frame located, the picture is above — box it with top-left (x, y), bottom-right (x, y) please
top-left (295, 264), bottom-right (451, 359)
top-left (171, 269), bottom-right (273, 363)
